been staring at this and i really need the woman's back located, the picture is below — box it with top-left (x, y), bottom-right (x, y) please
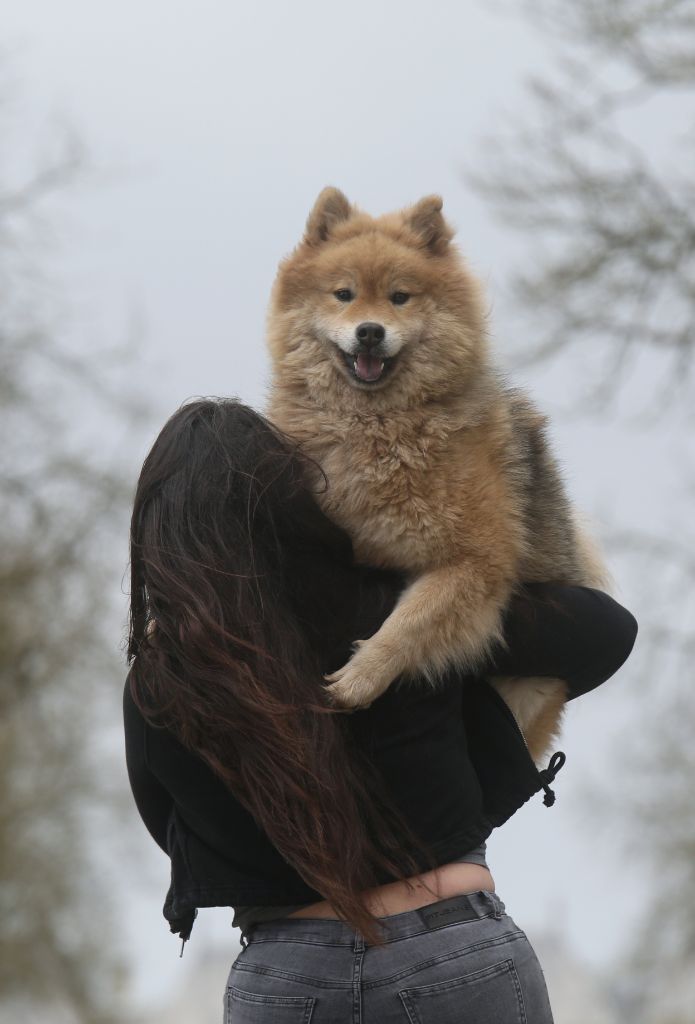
top-left (122, 397), bottom-right (637, 1021)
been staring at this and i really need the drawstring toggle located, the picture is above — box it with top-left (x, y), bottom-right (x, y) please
top-left (539, 750), bottom-right (566, 807)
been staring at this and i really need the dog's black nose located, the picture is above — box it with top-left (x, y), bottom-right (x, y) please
top-left (355, 322), bottom-right (386, 348)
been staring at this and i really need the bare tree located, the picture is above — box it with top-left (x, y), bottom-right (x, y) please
top-left (470, 3), bottom-right (695, 1021)
top-left (471, 0), bottom-right (695, 410)
top-left (0, 86), bottom-right (141, 1023)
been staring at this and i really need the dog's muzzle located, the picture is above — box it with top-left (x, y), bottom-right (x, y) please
top-left (345, 322), bottom-right (393, 383)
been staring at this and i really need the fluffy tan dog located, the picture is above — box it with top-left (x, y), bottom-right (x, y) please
top-left (266, 188), bottom-right (608, 762)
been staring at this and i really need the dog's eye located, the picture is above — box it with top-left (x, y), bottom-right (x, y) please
top-left (334, 289), bottom-right (354, 302)
top-left (391, 291), bottom-right (410, 306)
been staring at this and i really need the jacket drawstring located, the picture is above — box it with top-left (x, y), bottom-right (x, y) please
top-left (170, 908), bottom-right (198, 957)
top-left (539, 751), bottom-right (566, 807)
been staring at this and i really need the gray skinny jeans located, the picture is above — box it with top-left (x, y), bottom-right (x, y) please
top-left (224, 890), bottom-right (554, 1023)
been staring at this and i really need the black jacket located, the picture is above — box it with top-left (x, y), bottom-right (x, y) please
top-left (123, 547), bottom-right (637, 949)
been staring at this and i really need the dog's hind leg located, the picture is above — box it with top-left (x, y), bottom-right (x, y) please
top-left (490, 675), bottom-right (568, 764)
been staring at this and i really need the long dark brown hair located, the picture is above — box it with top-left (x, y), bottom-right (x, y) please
top-left (127, 398), bottom-right (436, 944)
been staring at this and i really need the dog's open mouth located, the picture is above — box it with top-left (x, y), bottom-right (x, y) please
top-left (342, 349), bottom-right (396, 384)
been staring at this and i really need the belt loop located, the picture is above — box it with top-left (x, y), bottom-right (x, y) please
top-left (490, 893), bottom-right (503, 920)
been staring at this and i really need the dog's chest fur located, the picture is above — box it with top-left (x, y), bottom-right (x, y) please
top-left (282, 405), bottom-right (513, 573)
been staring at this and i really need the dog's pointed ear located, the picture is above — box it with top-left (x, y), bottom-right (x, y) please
top-left (304, 187), bottom-right (353, 246)
top-left (405, 195), bottom-right (453, 255)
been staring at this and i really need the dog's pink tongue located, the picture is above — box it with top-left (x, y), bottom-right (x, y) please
top-left (355, 352), bottom-right (384, 381)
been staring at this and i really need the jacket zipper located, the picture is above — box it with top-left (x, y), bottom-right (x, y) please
top-left (485, 678), bottom-right (529, 746)
top-left (484, 678), bottom-right (566, 806)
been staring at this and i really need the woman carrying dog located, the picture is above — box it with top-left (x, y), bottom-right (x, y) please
top-left (124, 397), bottom-right (637, 1023)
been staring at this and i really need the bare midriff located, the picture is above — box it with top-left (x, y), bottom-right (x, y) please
top-left (286, 861), bottom-right (495, 920)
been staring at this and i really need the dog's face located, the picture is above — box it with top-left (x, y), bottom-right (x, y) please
top-left (267, 189), bottom-right (488, 408)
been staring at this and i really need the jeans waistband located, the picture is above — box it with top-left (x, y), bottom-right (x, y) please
top-left (244, 889), bottom-right (504, 948)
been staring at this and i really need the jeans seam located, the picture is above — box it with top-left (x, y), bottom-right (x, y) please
top-left (509, 960), bottom-right (527, 1024)
top-left (246, 936), bottom-right (353, 948)
top-left (363, 929), bottom-right (525, 990)
top-left (352, 934), bottom-right (365, 1024)
top-left (231, 961), bottom-right (352, 990)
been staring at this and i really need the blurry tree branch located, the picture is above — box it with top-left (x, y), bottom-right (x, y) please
top-left (469, 0), bottom-right (695, 409)
top-left (471, 3), bottom-right (695, 1020)
top-left (0, 82), bottom-right (141, 1024)
top-left (0, 128), bottom-right (84, 216)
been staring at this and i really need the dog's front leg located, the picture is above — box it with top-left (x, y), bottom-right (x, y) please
top-left (324, 563), bottom-right (509, 708)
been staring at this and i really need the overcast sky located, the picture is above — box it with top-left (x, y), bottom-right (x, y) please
top-left (3, 0), bottom-right (685, 1013)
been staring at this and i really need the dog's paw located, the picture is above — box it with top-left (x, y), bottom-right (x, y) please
top-left (323, 666), bottom-right (375, 709)
top-left (324, 636), bottom-right (403, 708)
top-left (323, 653), bottom-right (393, 709)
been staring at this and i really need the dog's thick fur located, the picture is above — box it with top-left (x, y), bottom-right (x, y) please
top-left (266, 188), bottom-right (609, 762)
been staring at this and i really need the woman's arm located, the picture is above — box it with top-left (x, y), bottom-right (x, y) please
top-left (123, 675), bottom-right (173, 854)
top-left (279, 481), bottom-right (638, 699)
top-left (341, 570), bottom-right (637, 698)
top-left (486, 583), bottom-right (638, 698)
